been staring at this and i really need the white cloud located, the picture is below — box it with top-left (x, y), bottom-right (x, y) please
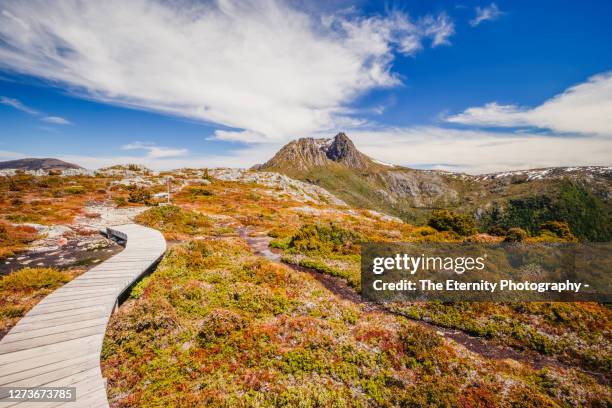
top-left (446, 72), bottom-right (612, 136)
top-left (1, 95), bottom-right (71, 124)
top-left (349, 126), bottom-right (612, 174)
top-left (1, 10), bottom-right (28, 30)
top-left (121, 141), bottom-right (188, 159)
top-left (211, 130), bottom-right (271, 144)
top-left (0, 96), bottom-right (39, 115)
top-left (0, 149), bottom-right (27, 161)
top-left (470, 3), bottom-right (502, 27)
top-left (0, 0), bottom-right (454, 142)
top-left (59, 143), bottom-right (280, 170)
top-left (41, 116), bottom-right (70, 125)
top-left (420, 13), bottom-right (455, 47)
top-left (121, 142), bottom-right (155, 150)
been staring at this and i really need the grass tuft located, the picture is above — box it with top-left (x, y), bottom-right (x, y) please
top-left (0, 267), bottom-right (70, 291)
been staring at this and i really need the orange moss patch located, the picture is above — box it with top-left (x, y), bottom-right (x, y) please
top-left (0, 221), bottom-right (39, 259)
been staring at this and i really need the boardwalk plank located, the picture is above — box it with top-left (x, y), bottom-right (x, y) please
top-left (0, 224), bottom-right (165, 407)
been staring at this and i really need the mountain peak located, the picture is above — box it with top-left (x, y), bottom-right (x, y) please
top-left (325, 132), bottom-right (370, 169)
top-left (258, 132), bottom-right (373, 173)
top-left (0, 158), bottom-right (83, 171)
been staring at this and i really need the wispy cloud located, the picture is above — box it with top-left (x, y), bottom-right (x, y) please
top-left (1, 10), bottom-right (28, 30)
top-left (41, 116), bottom-right (71, 125)
top-left (121, 141), bottom-right (188, 159)
top-left (0, 96), bottom-right (39, 115)
top-left (470, 3), bottom-right (503, 27)
top-left (211, 130), bottom-right (272, 144)
top-left (446, 72), bottom-right (612, 136)
top-left (0, 96), bottom-right (70, 124)
top-left (420, 13), bottom-right (455, 47)
top-left (0, 0), bottom-right (454, 143)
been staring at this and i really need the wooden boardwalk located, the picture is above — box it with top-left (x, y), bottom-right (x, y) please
top-left (0, 224), bottom-right (166, 407)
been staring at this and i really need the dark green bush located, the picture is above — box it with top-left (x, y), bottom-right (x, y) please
top-left (64, 185), bottom-right (86, 195)
top-left (483, 181), bottom-right (611, 242)
top-left (487, 226), bottom-right (507, 236)
top-left (287, 223), bottom-right (361, 254)
top-left (504, 227), bottom-right (527, 242)
top-left (127, 186), bottom-right (152, 203)
top-left (538, 221), bottom-right (577, 241)
top-left (188, 186), bottom-right (213, 197)
top-left (428, 210), bottom-right (477, 236)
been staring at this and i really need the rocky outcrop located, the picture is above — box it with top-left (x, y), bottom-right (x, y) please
top-left (324, 132), bottom-right (371, 170)
top-left (259, 132), bottom-right (375, 172)
top-left (210, 168), bottom-right (346, 206)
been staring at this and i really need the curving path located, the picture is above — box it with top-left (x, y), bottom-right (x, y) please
top-left (0, 224), bottom-right (166, 407)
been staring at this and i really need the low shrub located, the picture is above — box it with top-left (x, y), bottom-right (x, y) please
top-left (114, 196), bottom-right (127, 207)
top-left (64, 185), bottom-right (86, 195)
top-left (504, 227), bottom-right (527, 242)
top-left (0, 221), bottom-right (39, 258)
top-left (487, 225), bottom-right (507, 236)
top-left (0, 267), bottom-right (70, 291)
top-left (287, 223), bottom-right (361, 255)
top-left (428, 210), bottom-right (477, 236)
top-left (188, 186), bottom-right (213, 197)
top-left (135, 205), bottom-right (211, 236)
top-left (537, 221), bottom-right (577, 242)
top-left (197, 308), bottom-right (246, 346)
top-left (127, 186), bottom-right (152, 204)
top-left (400, 324), bottom-right (443, 363)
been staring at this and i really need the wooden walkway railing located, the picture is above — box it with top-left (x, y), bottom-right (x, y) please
top-left (0, 224), bottom-right (166, 407)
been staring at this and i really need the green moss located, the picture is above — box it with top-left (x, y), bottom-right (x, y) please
top-left (187, 186), bottom-right (213, 197)
top-left (287, 223), bottom-right (361, 255)
top-left (64, 185), bottom-right (86, 194)
top-left (269, 236), bottom-right (291, 250)
top-left (4, 213), bottom-right (41, 223)
top-left (279, 349), bottom-right (326, 374)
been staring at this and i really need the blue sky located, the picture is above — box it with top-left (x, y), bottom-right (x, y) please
top-left (0, 0), bottom-right (610, 173)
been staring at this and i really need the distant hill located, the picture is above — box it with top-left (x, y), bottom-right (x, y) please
top-left (258, 133), bottom-right (612, 241)
top-left (0, 158), bottom-right (83, 171)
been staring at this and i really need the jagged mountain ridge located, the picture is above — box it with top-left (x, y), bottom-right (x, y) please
top-left (259, 132), bottom-right (463, 207)
top-left (0, 158), bottom-right (83, 171)
top-left (258, 133), bottom-right (612, 241)
top-left (259, 133), bottom-right (372, 171)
